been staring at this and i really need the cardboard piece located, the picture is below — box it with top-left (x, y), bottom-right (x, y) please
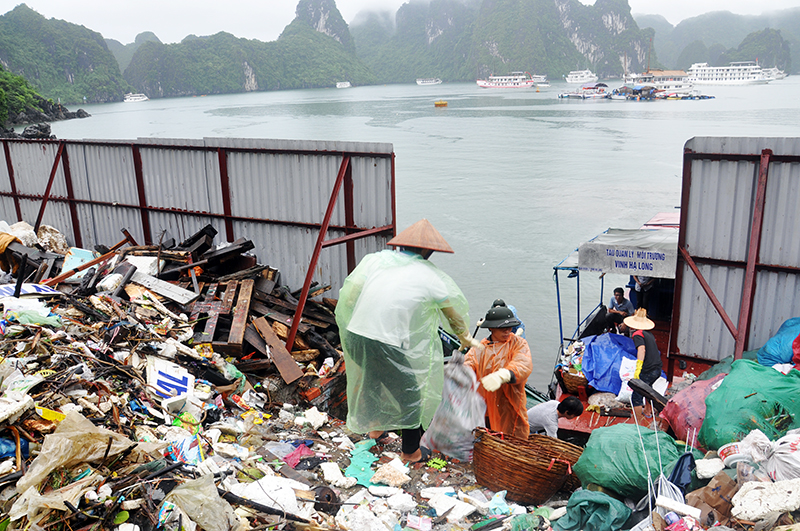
top-left (685, 471), bottom-right (739, 527)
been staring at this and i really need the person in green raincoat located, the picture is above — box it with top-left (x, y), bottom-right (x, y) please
top-left (335, 219), bottom-right (480, 464)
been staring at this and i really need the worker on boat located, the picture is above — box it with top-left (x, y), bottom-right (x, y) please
top-left (335, 219), bottom-right (479, 464)
top-left (624, 308), bottom-right (662, 423)
top-left (605, 287), bottom-right (635, 334)
top-left (527, 396), bottom-right (584, 438)
top-left (633, 275), bottom-right (656, 311)
top-left (491, 298), bottom-right (526, 338)
top-left (465, 306), bottom-right (533, 439)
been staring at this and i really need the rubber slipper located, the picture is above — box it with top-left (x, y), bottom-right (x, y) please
top-left (404, 446), bottom-right (432, 465)
top-left (371, 431), bottom-right (392, 445)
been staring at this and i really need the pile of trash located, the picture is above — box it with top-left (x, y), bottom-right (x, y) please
top-left (563, 347), bottom-right (800, 531)
top-left (0, 221), bottom-right (580, 531)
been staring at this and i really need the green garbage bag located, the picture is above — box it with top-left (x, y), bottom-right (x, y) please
top-left (699, 359), bottom-right (800, 450)
top-left (696, 350), bottom-right (758, 380)
top-left (573, 424), bottom-right (685, 498)
top-left (552, 490), bottom-right (631, 531)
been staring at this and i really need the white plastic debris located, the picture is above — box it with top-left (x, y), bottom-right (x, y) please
top-left (427, 493), bottom-right (477, 522)
top-left (458, 490), bottom-right (490, 515)
top-left (731, 478), bottom-right (800, 521)
top-left (421, 486), bottom-right (456, 499)
top-left (371, 462), bottom-right (411, 487)
top-left (369, 485), bottom-right (401, 497)
top-left (304, 406), bottom-right (329, 429)
top-left (695, 458), bottom-right (726, 479)
top-left (387, 492), bottom-right (417, 512)
top-left (320, 461), bottom-right (358, 489)
top-left (550, 506), bottom-right (568, 520)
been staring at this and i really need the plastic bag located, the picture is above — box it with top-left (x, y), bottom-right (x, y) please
top-left (420, 351), bottom-right (486, 462)
top-left (742, 428), bottom-right (800, 481)
top-left (757, 317), bottom-right (800, 366)
top-left (660, 374), bottom-right (725, 447)
top-left (699, 360), bottom-right (800, 450)
top-left (552, 490), bottom-right (631, 531)
top-left (165, 474), bottom-right (241, 531)
top-left (580, 333), bottom-right (637, 394)
top-left (17, 411), bottom-right (136, 493)
top-left (573, 424), bottom-right (693, 498)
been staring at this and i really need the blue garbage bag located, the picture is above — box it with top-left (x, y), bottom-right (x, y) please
top-left (757, 317), bottom-right (800, 366)
top-left (581, 334), bottom-right (637, 394)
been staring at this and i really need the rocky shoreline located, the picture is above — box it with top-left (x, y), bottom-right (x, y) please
top-left (0, 94), bottom-right (90, 139)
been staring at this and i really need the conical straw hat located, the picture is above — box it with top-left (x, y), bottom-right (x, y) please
top-left (623, 308), bottom-right (655, 331)
top-left (387, 219), bottom-right (454, 253)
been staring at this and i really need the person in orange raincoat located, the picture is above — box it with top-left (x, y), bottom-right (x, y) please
top-left (465, 305), bottom-right (533, 439)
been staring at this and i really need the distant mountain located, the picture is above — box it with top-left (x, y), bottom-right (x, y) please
top-left (0, 4), bottom-right (128, 104)
top-left (124, 1), bottom-right (375, 97)
top-left (352, 0), bottom-right (479, 82)
top-left (105, 32), bottom-right (161, 73)
top-left (351, 0), bottom-right (658, 81)
top-left (718, 29), bottom-right (791, 71)
top-left (636, 8), bottom-right (800, 71)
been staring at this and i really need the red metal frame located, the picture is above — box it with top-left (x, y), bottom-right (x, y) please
top-left (2, 142), bottom-right (22, 222)
top-left (670, 148), bottom-right (781, 373)
top-left (33, 142), bottom-right (64, 232)
top-left (285, 156), bottom-right (351, 350)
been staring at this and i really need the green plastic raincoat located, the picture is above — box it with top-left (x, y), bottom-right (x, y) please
top-left (335, 249), bottom-right (470, 434)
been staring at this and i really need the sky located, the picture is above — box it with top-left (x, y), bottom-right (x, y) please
top-left (1, 0), bottom-right (798, 45)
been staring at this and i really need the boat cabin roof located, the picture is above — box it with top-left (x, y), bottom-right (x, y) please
top-left (555, 213), bottom-right (679, 279)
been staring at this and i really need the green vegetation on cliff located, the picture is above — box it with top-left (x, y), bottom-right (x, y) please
top-left (124, 24), bottom-right (376, 97)
top-left (0, 4), bottom-right (128, 104)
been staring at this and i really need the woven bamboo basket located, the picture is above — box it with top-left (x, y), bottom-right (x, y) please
top-left (528, 434), bottom-right (584, 493)
top-left (473, 428), bottom-right (577, 505)
top-left (560, 368), bottom-right (588, 394)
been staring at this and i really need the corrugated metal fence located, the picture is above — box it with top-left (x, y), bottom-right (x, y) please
top-left (671, 137), bottom-right (800, 369)
top-left (0, 137), bottom-right (396, 296)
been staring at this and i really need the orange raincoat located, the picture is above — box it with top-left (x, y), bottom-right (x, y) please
top-left (465, 334), bottom-right (533, 439)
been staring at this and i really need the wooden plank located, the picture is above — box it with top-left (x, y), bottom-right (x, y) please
top-left (253, 316), bottom-right (303, 384)
top-left (244, 323), bottom-right (268, 356)
top-left (131, 270), bottom-right (199, 305)
top-left (228, 279), bottom-right (254, 349)
top-left (249, 301), bottom-right (312, 333)
top-left (220, 281), bottom-right (238, 312)
top-left (255, 292), bottom-right (336, 326)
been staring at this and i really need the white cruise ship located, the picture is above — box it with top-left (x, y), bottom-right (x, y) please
top-left (416, 78), bottom-right (442, 85)
top-left (123, 93), bottom-right (149, 102)
top-left (625, 70), bottom-right (695, 96)
top-left (686, 62), bottom-right (770, 85)
top-left (762, 67), bottom-right (787, 81)
top-left (476, 72), bottom-right (536, 88)
top-left (564, 70), bottom-right (598, 84)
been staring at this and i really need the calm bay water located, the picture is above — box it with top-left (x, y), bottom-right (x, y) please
top-left (50, 78), bottom-right (800, 390)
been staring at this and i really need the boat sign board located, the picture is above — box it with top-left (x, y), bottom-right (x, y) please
top-left (578, 228), bottom-right (678, 278)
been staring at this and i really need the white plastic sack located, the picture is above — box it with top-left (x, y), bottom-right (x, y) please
top-left (420, 351), bottom-right (485, 462)
top-left (166, 474), bottom-right (242, 531)
top-left (765, 429), bottom-right (800, 481)
top-left (16, 411), bottom-right (136, 493)
top-left (618, 375), bottom-right (669, 405)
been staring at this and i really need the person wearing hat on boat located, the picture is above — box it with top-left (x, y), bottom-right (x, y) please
top-left (335, 219), bottom-right (479, 464)
top-left (465, 305), bottom-right (533, 439)
top-left (624, 308), bottom-right (662, 422)
top-left (491, 298), bottom-right (525, 339)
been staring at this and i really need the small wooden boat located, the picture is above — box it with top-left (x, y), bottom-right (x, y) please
top-left (434, 100), bottom-right (448, 107)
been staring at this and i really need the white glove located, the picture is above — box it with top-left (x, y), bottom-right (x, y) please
top-left (515, 328), bottom-right (523, 337)
top-left (481, 368), bottom-right (512, 392)
top-left (459, 333), bottom-right (483, 351)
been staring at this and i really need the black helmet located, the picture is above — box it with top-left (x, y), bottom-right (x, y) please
top-left (492, 298), bottom-right (506, 308)
top-left (480, 306), bottom-right (520, 329)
